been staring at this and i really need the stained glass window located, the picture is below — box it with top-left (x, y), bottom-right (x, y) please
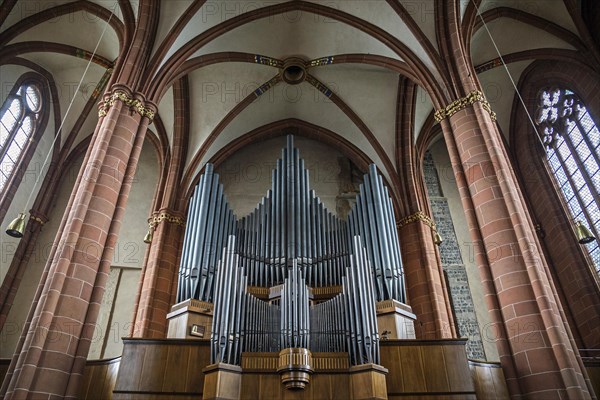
top-left (535, 88), bottom-right (600, 275)
top-left (0, 83), bottom-right (42, 193)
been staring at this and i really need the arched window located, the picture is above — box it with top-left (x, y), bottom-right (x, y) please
top-left (0, 82), bottom-right (42, 192)
top-left (535, 88), bottom-right (600, 275)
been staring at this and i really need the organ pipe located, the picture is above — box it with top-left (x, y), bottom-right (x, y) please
top-left (178, 136), bottom-right (405, 366)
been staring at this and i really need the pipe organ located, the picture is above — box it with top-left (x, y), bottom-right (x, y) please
top-left (176, 136), bottom-right (406, 377)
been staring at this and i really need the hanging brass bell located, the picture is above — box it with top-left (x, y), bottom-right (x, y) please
top-left (575, 220), bottom-right (596, 244)
top-left (5, 213), bottom-right (26, 238)
top-left (143, 226), bottom-right (154, 244)
top-left (434, 230), bottom-right (443, 246)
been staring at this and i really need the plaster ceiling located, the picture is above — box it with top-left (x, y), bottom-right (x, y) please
top-left (478, 0), bottom-right (578, 33)
top-left (7, 10), bottom-right (120, 61)
top-left (0, 0), bottom-right (589, 196)
top-left (471, 17), bottom-right (576, 66)
top-left (190, 15), bottom-right (402, 62)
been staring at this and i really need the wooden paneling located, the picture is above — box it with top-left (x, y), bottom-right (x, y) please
top-left (1, 338), bottom-right (504, 399)
top-left (584, 360), bottom-right (600, 398)
top-left (79, 357), bottom-right (121, 399)
top-left (240, 372), bottom-right (351, 400)
top-left (388, 396), bottom-right (476, 400)
top-left (2, 357), bottom-right (121, 400)
top-left (112, 338), bottom-right (211, 399)
top-left (443, 344), bottom-right (475, 393)
top-left (468, 360), bottom-right (510, 400)
top-left (380, 339), bottom-right (476, 398)
top-left (0, 359), bottom-right (10, 389)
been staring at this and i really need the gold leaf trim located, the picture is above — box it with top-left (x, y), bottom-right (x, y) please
top-left (434, 90), bottom-right (497, 123)
top-left (148, 212), bottom-right (185, 228)
top-left (309, 56), bottom-right (334, 67)
top-left (29, 215), bottom-right (46, 225)
top-left (396, 211), bottom-right (435, 230)
top-left (98, 90), bottom-right (155, 120)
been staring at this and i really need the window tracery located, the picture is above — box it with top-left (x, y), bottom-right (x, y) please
top-left (535, 88), bottom-right (600, 274)
top-left (0, 83), bottom-right (42, 193)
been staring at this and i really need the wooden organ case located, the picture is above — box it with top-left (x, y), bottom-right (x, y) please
top-left (111, 137), bottom-right (503, 399)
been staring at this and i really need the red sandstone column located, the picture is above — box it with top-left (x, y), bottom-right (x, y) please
top-left (395, 77), bottom-right (456, 340)
top-left (131, 210), bottom-right (185, 338)
top-left (398, 220), bottom-right (456, 339)
top-left (130, 77), bottom-right (190, 338)
top-left (0, 85), bottom-right (153, 399)
top-left (441, 103), bottom-right (595, 399)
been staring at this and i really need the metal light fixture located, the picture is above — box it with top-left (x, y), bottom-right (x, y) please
top-left (433, 230), bottom-right (443, 246)
top-left (143, 226), bottom-right (154, 244)
top-left (5, 213), bottom-right (26, 238)
top-left (575, 220), bottom-right (596, 244)
top-left (144, 223), bottom-right (154, 244)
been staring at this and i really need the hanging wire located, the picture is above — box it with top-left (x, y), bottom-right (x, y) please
top-left (471, 0), bottom-right (546, 149)
top-left (18, 2), bottom-right (119, 216)
top-left (472, 0), bottom-right (596, 244)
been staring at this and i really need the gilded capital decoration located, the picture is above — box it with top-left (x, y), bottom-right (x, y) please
top-left (434, 90), bottom-right (497, 123)
top-left (29, 215), bottom-right (47, 225)
top-left (98, 90), bottom-right (155, 120)
top-left (396, 211), bottom-right (436, 230)
top-left (147, 211), bottom-right (186, 229)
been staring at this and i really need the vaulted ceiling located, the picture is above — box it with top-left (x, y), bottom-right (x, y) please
top-left (0, 0), bottom-right (594, 194)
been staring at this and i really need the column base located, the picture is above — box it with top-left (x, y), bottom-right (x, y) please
top-left (376, 300), bottom-right (416, 339)
top-left (202, 363), bottom-right (242, 400)
top-left (349, 363), bottom-right (389, 400)
top-left (166, 299), bottom-right (213, 339)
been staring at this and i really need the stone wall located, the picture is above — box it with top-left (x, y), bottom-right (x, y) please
top-left (423, 151), bottom-right (486, 360)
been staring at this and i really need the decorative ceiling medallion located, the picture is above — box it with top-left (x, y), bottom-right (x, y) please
top-left (281, 57), bottom-right (307, 85)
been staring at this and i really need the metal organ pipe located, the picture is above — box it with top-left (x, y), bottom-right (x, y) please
top-left (178, 136), bottom-right (404, 367)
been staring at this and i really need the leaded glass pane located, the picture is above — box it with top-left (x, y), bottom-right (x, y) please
top-left (562, 180), bottom-right (576, 201)
top-left (571, 170), bottom-right (586, 191)
top-left (567, 195), bottom-right (584, 218)
top-left (536, 88), bottom-right (600, 276)
top-left (6, 141), bottom-right (21, 163)
top-left (588, 201), bottom-right (600, 224)
top-left (0, 82), bottom-right (42, 193)
top-left (3, 99), bottom-right (20, 132)
top-left (20, 115), bottom-right (32, 136)
top-left (2, 153), bottom-right (15, 176)
top-left (0, 122), bottom-right (9, 150)
top-left (25, 86), bottom-right (40, 112)
top-left (579, 107), bottom-right (594, 129)
top-left (13, 130), bottom-right (27, 150)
